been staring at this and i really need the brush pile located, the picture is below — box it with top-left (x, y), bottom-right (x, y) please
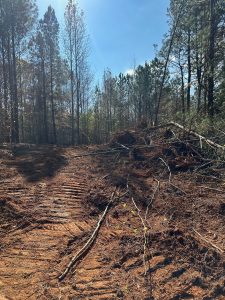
top-left (108, 122), bottom-right (225, 178)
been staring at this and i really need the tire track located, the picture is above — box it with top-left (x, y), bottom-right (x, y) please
top-left (0, 148), bottom-right (95, 299)
top-left (0, 146), bottom-right (224, 299)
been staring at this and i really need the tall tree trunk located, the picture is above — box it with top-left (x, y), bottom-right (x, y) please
top-left (76, 74), bottom-right (80, 144)
top-left (196, 57), bottom-right (202, 112)
top-left (195, 11), bottom-right (203, 112)
top-left (50, 57), bottom-right (57, 144)
top-left (187, 28), bottom-right (191, 113)
top-left (7, 37), bottom-right (14, 144)
top-left (204, 73), bottom-right (208, 114)
top-left (70, 45), bottom-right (75, 145)
top-left (154, 0), bottom-right (185, 125)
top-left (180, 64), bottom-right (185, 124)
top-left (1, 37), bottom-right (9, 142)
top-left (42, 59), bottom-right (48, 143)
top-left (18, 53), bottom-right (24, 142)
top-left (208, 0), bottom-right (217, 118)
top-left (11, 25), bottom-right (19, 143)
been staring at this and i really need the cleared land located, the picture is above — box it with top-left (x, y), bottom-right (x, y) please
top-left (0, 128), bottom-right (224, 299)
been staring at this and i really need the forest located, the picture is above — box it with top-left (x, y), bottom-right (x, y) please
top-left (0, 1), bottom-right (225, 299)
top-left (0, 0), bottom-right (225, 145)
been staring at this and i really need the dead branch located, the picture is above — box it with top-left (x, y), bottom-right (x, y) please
top-left (126, 178), bottom-right (154, 298)
top-left (186, 142), bottom-right (206, 160)
top-left (148, 121), bottom-right (225, 151)
top-left (172, 122), bottom-right (224, 151)
top-left (170, 182), bottom-right (187, 195)
top-left (146, 123), bottom-right (173, 131)
top-left (71, 149), bottom-right (125, 158)
top-left (131, 195), bottom-right (148, 276)
top-left (101, 174), bottom-right (110, 180)
top-left (159, 157), bottom-right (171, 183)
top-left (159, 157), bottom-right (187, 195)
top-left (58, 190), bottom-right (129, 281)
top-left (193, 228), bottom-right (224, 254)
top-left (198, 186), bottom-right (225, 193)
top-left (145, 178), bottom-right (160, 220)
top-left (194, 161), bottom-right (214, 172)
top-left (58, 191), bottom-right (116, 281)
top-left (194, 173), bottom-right (221, 181)
top-left (127, 177), bottom-right (149, 276)
top-left (115, 142), bottom-right (130, 150)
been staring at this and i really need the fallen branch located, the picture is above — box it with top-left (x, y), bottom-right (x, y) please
top-left (194, 173), bottom-right (221, 181)
top-left (127, 177), bottom-right (149, 275)
top-left (198, 186), bottom-right (225, 193)
top-left (159, 157), bottom-right (187, 195)
top-left (170, 182), bottom-right (187, 195)
top-left (115, 142), bottom-right (130, 150)
top-left (193, 228), bottom-right (224, 254)
top-left (145, 178), bottom-right (160, 220)
top-left (194, 161), bottom-right (214, 172)
top-left (186, 142), bottom-right (206, 161)
top-left (131, 195), bottom-right (148, 275)
top-left (149, 121), bottom-right (225, 152)
top-left (126, 177), bottom-right (154, 298)
top-left (71, 149), bottom-right (124, 158)
top-left (159, 157), bottom-right (171, 183)
top-left (58, 191), bottom-right (116, 281)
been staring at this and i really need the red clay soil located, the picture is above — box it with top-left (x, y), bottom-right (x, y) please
top-left (0, 133), bottom-right (224, 300)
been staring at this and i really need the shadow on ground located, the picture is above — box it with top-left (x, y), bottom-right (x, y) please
top-left (5, 144), bottom-right (68, 182)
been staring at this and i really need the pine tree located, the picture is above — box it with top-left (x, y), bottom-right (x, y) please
top-left (64, 0), bottom-right (91, 144)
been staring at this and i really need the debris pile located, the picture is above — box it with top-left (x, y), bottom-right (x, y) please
top-left (109, 130), bottom-right (136, 147)
top-left (108, 122), bottom-right (225, 176)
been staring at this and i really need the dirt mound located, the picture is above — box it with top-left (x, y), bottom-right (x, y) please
top-left (109, 130), bottom-right (136, 147)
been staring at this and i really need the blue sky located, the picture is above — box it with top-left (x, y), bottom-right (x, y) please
top-left (36, 0), bottom-right (170, 82)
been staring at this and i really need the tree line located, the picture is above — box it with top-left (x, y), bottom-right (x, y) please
top-left (0, 0), bottom-right (225, 145)
top-left (92, 0), bottom-right (225, 143)
top-left (0, 0), bottom-right (91, 145)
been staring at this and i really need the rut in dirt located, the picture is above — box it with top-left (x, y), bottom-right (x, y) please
top-left (0, 146), bottom-right (126, 300)
top-left (0, 147), bottom-right (96, 299)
